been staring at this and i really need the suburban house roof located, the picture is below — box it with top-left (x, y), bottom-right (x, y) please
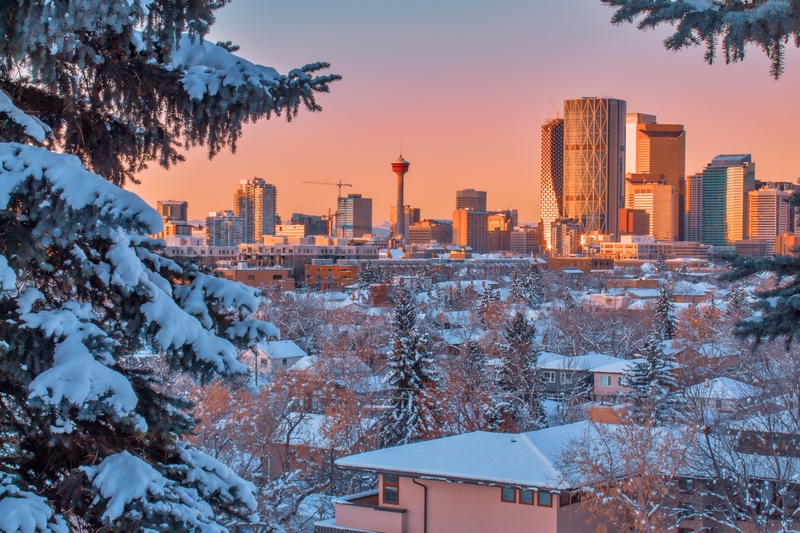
top-left (537, 352), bottom-right (624, 372)
top-left (256, 339), bottom-right (307, 359)
top-left (686, 377), bottom-right (758, 401)
top-left (336, 422), bottom-right (596, 490)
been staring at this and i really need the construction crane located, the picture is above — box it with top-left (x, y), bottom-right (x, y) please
top-left (302, 179), bottom-right (353, 200)
top-left (550, 100), bottom-right (560, 120)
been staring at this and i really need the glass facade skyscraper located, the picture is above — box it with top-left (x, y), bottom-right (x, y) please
top-left (540, 118), bottom-right (564, 251)
top-left (337, 194), bottom-right (373, 239)
top-left (700, 155), bottom-right (756, 247)
top-left (563, 97), bottom-right (626, 239)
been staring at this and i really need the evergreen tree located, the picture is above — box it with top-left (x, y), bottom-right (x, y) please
top-left (493, 312), bottom-right (546, 431)
top-left (726, 281), bottom-right (748, 316)
top-left (381, 285), bottom-right (439, 447)
top-left (509, 266), bottom-right (524, 304)
top-left (476, 285), bottom-right (500, 324)
top-left (625, 332), bottom-right (682, 422)
top-left (600, 0), bottom-right (799, 79)
top-left (0, 3), bottom-right (338, 529)
top-left (356, 261), bottom-right (378, 292)
top-left (654, 283), bottom-right (677, 340)
top-left (679, 261), bottom-right (691, 275)
top-left (561, 286), bottom-right (577, 310)
top-left (0, 1), bottom-right (339, 185)
top-left (656, 252), bottom-right (668, 273)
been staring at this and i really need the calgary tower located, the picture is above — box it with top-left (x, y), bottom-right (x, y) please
top-left (391, 153), bottom-right (410, 244)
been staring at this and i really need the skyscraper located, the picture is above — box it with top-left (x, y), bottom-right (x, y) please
top-left (626, 175), bottom-right (676, 241)
top-left (563, 97), bottom-right (627, 239)
top-left (206, 210), bottom-right (246, 246)
top-left (748, 187), bottom-right (790, 256)
top-left (540, 118), bottom-right (564, 251)
top-left (700, 155), bottom-right (756, 247)
top-left (337, 194), bottom-right (372, 239)
top-left (456, 189), bottom-right (487, 212)
top-left (233, 178), bottom-right (278, 243)
top-left (628, 118), bottom-right (686, 239)
top-left (685, 173), bottom-right (704, 242)
top-left (157, 200), bottom-right (188, 221)
top-left (625, 113), bottom-right (656, 173)
top-left (550, 218), bottom-right (580, 257)
top-left (452, 209), bottom-right (489, 254)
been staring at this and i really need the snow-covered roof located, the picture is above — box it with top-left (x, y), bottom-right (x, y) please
top-left (441, 311), bottom-right (472, 327)
top-left (336, 422), bottom-right (596, 489)
top-left (624, 289), bottom-right (659, 299)
top-left (561, 268), bottom-right (584, 274)
top-left (256, 340), bottom-right (307, 359)
top-left (537, 352), bottom-right (625, 372)
top-left (274, 413), bottom-right (375, 450)
top-left (686, 377), bottom-right (758, 401)
top-left (592, 358), bottom-right (646, 374)
top-left (439, 329), bottom-right (481, 346)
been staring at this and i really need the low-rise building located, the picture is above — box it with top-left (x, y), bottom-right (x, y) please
top-left (162, 236), bottom-right (239, 268)
top-left (216, 267), bottom-right (294, 291)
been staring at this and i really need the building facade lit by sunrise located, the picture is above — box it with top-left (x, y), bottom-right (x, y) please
top-left (233, 177), bottom-right (278, 244)
top-left (748, 187), bottom-right (790, 256)
top-left (456, 189), bottom-right (487, 212)
top-left (685, 173), bottom-right (704, 243)
top-left (627, 115), bottom-right (686, 239)
top-left (540, 118), bottom-right (564, 251)
top-left (563, 97), bottom-right (626, 240)
top-left (453, 208), bottom-right (489, 254)
top-left (337, 193), bottom-right (373, 239)
top-left (701, 155), bottom-right (756, 247)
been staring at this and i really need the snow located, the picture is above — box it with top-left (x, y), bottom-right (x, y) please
top-left (0, 90), bottom-right (51, 143)
top-left (256, 339), bottom-right (308, 359)
top-left (0, 143), bottom-right (162, 235)
top-left (537, 352), bottom-right (625, 372)
top-left (168, 35), bottom-right (281, 101)
top-left (0, 474), bottom-right (67, 533)
top-left (337, 421), bottom-right (596, 489)
top-left (686, 377), bottom-right (758, 400)
top-left (274, 412), bottom-right (376, 450)
top-left (0, 255), bottom-right (16, 291)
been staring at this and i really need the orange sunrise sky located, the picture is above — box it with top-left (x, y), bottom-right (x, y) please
top-left (130, 0), bottom-right (800, 226)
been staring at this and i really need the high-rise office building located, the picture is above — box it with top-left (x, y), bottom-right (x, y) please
top-left (206, 210), bottom-right (246, 246)
top-left (685, 173), bottom-right (704, 243)
top-left (619, 208), bottom-right (650, 236)
top-left (488, 210), bottom-right (514, 252)
top-left (540, 118), bottom-right (564, 251)
top-left (157, 200), bottom-right (188, 221)
top-left (625, 113), bottom-right (656, 173)
top-left (628, 117), bottom-right (686, 239)
top-left (550, 218), bottom-right (580, 257)
top-left (701, 155), bottom-right (756, 247)
top-left (233, 178), bottom-right (278, 243)
top-left (452, 209), bottom-right (489, 254)
top-left (626, 175), bottom-right (676, 241)
top-left (748, 188), bottom-right (790, 256)
top-left (510, 225), bottom-right (541, 256)
top-left (456, 189), bottom-right (487, 212)
top-left (337, 194), bottom-right (372, 239)
top-left (563, 97), bottom-right (627, 239)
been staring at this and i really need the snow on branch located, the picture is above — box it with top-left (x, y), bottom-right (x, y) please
top-left (0, 474), bottom-right (68, 533)
top-left (0, 90), bottom-right (52, 144)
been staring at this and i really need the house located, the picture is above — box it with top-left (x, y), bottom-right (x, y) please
top-left (246, 340), bottom-right (308, 373)
top-left (537, 352), bottom-right (628, 401)
top-left (686, 377), bottom-right (759, 414)
top-left (317, 423), bottom-right (598, 533)
top-left (438, 310), bottom-right (472, 330)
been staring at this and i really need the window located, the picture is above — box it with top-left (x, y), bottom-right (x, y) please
top-left (282, 358), bottom-right (287, 366)
top-left (383, 474), bottom-right (399, 504)
top-left (561, 372), bottom-right (573, 384)
top-left (273, 274), bottom-right (283, 280)
top-left (538, 490), bottom-right (552, 507)
top-left (599, 375), bottom-right (612, 386)
top-left (501, 487), bottom-right (516, 503)
top-left (247, 275), bottom-right (255, 280)
top-left (543, 371), bottom-right (556, 383)
top-left (678, 478), bottom-right (693, 494)
top-left (519, 489), bottom-right (534, 505)
top-left (617, 376), bottom-right (627, 387)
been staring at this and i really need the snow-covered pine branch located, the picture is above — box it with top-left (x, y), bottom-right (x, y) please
top-left (0, 143), bottom-right (277, 531)
top-left (600, 0), bottom-right (800, 79)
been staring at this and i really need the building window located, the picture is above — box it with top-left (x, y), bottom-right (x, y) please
top-left (617, 376), bottom-right (627, 387)
top-left (247, 275), bottom-right (255, 280)
top-left (382, 474), bottom-right (399, 504)
top-left (600, 375), bottom-right (612, 386)
top-left (543, 371), bottom-right (556, 383)
top-left (519, 489), bottom-right (534, 505)
top-left (538, 490), bottom-right (552, 507)
top-left (273, 274), bottom-right (283, 280)
top-left (561, 372), bottom-right (573, 384)
top-left (282, 358), bottom-right (287, 366)
top-left (501, 487), bottom-right (516, 503)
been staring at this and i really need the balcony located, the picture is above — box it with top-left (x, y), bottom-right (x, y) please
top-left (316, 490), bottom-right (406, 533)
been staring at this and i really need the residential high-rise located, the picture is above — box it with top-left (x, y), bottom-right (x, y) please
top-left (390, 205), bottom-right (421, 241)
top-left (563, 97), bottom-right (627, 239)
top-left (628, 118), bottom-right (686, 239)
top-left (701, 155), bottom-right (756, 247)
top-left (540, 118), bottom-right (564, 251)
top-left (337, 194), bottom-right (372, 239)
top-left (452, 209), bottom-right (489, 253)
top-left (233, 178), bottom-right (278, 243)
top-left (550, 218), bottom-right (580, 257)
top-left (391, 155), bottom-right (411, 242)
top-left (456, 189), bottom-right (487, 212)
top-left (206, 210), bottom-right (246, 246)
top-left (626, 175), bottom-right (676, 241)
top-left (685, 173), bottom-right (704, 242)
top-left (157, 200), bottom-right (188, 221)
top-left (748, 187), bottom-right (790, 256)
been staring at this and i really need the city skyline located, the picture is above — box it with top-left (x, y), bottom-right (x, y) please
top-left (129, 0), bottom-right (800, 225)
